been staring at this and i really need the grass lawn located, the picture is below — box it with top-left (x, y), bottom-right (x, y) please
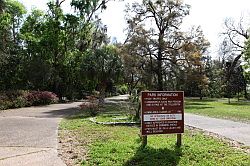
top-left (94, 102), bottom-right (137, 123)
top-left (185, 98), bottom-right (250, 123)
top-left (59, 101), bottom-right (250, 166)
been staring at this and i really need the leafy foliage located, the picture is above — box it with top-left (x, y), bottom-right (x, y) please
top-left (82, 45), bottom-right (123, 102)
top-left (124, 1), bottom-right (210, 92)
top-left (0, 0), bottom-right (249, 101)
top-left (26, 91), bottom-right (59, 106)
top-left (0, 0), bottom-right (114, 99)
top-left (0, 90), bottom-right (58, 110)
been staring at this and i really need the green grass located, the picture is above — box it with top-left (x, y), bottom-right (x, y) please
top-left (94, 102), bottom-right (138, 123)
top-left (95, 115), bottom-right (132, 123)
top-left (185, 98), bottom-right (250, 122)
top-left (59, 101), bottom-right (250, 166)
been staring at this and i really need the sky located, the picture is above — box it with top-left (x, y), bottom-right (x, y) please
top-left (19, 0), bottom-right (250, 57)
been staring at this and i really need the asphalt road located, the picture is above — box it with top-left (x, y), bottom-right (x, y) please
top-left (185, 113), bottom-right (250, 146)
top-left (0, 102), bottom-right (82, 166)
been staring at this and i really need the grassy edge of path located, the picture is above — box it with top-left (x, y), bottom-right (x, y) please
top-left (58, 115), bottom-right (250, 166)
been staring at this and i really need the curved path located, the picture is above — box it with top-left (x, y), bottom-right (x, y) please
top-left (185, 113), bottom-right (250, 146)
top-left (0, 102), bottom-right (82, 166)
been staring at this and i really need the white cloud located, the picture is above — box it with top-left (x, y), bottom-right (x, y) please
top-left (99, 0), bottom-right (129, 43)
top-left (183, 0), bottom-right (250, 56)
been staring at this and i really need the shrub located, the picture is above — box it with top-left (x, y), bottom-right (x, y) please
top-left (11, 96), bottom-right (28, 108)
top-left (0, 100), bottom-right (12, 110)
top-left (80, 96), bottom-right (99, 116)
top-left (0, 90), bottom-right (29, 109)
top-left (117, 84), bottom-right (128, 95)
top-left (26, 91), bottom-right (59, 106)
top-left (38, 91), bottom-right (59, 105)
top-left (0, 90), bottom-right (59, 110)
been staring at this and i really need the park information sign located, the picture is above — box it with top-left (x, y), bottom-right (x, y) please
top-left (141, 91), bottom-right (184, 136)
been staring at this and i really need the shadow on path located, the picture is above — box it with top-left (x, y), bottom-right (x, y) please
top-left (223, 102), bottom-right (250, 106)
top-left (0, 102), bottom-right (84, 119)
top-left (185, 102), bottom-right (207, 106)
top-left (41, 107), bottom-right (81, 118)
top-left (185, 106), bottom-right (214, 110)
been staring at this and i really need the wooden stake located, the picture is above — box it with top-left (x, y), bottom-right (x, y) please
top-left (142, 135), bottom-right (147, 148)
top-left (176, 134), bottom-right (182, 147)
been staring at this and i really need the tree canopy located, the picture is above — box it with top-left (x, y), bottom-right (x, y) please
top-left (0, 0), bottom-right (249, 100)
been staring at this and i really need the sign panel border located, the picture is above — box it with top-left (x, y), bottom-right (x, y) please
top-left (141, 91), bottom-right (184, 136)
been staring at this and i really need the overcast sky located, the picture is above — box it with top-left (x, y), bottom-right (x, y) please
top-left (19, 0), bottom-right (250, 57)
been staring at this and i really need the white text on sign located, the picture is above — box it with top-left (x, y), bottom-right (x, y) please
top-left (144, 114), bottom-right (182, 121)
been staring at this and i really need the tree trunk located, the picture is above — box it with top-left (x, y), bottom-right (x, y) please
top-left (135, 102), bottom-right (140, 121)
top-left (200, 89), bottom-right (203, 100)
top-left (157, 31), bottom-right (164, 91)
top-left (228, 88), bottom-right (231, 104)
top-left (98, 82), bottom-right (106, 105)
top-left (129, 73), bottom-right (134, 95)
top-left (129, 89), bottom-right (132, 96)
top-left (157, 59), bottom-right (163, 91)
top-left (135, 92), bottom-right (141, 121)
top-left (237, 86), bottom-right (240, 102)
top-left (244, 86), bottom-right (248, 99)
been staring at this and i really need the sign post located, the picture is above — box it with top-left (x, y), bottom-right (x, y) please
top-left (177, 134), bottom-right (182, 147)
top-left (141, 91), bottom-right (184, 147)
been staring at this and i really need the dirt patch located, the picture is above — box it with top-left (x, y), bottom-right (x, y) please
top-left (58, 130), bottom-right (88, 166)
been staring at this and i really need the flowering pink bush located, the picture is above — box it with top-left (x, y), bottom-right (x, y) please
top-left (26, 91), bottom-right (59, 106)
top-left (0, 90), bottom-right (59, 110)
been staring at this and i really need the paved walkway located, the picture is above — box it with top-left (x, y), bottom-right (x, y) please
top-left (185, 113), bottom-right (250, 146)
top-left (0, 102), bottom-right (82, 166)
top-left (105, 94), bottom-right (130, 103)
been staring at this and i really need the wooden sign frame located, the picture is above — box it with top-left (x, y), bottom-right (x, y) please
top-left (141, 91), bottom-right (184, 136)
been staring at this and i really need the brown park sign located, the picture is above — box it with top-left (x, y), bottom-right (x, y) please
top-left (141, 91), bottom-right (184, 136)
